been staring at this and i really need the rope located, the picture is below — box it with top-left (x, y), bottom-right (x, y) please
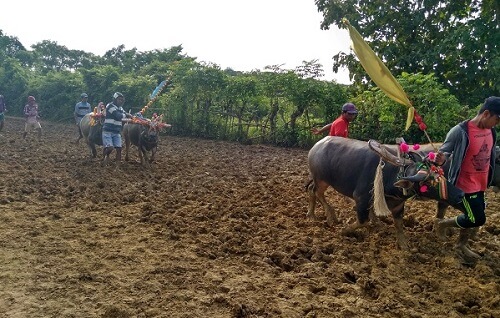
top-left (373, 159), bottom-right (391, 217)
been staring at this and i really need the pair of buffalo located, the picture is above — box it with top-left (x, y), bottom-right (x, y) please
top-left (307, 137), bottom-right (499, 250)
top-left (78, 113), bottom-right (161, 166)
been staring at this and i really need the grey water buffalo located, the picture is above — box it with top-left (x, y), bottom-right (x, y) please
top-left (79, 113), bottom-right (103, 158)
top-left (306, 136), bottom-right (465, 250)
top-left (123, 121), bottom-right (170, 167)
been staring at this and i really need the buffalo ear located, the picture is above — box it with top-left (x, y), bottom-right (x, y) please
top-left (394, 179), bottom-right (413, 189)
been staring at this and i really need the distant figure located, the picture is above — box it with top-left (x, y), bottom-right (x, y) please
top-left (101, 92), bottom-right (132, 167)
top-left (311, 102), bottom-right (358, 138)
top-left (0, 94), bottom-right (6, 132)
top-left (23, 96), bottom-right (42, 141)
top-left (74, 93), bottom-right (92, 143)
top-left (97, 102), bottom-right (105, 115)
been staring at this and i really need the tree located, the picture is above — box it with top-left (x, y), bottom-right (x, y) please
top-left (0, 57), bottom-right (30, 115)
top-left (315, 0), bottom-right (499, 106)
top-left (29, 70), bottom-right (86, 120)
top-left (80, 65), bottom-right (121, 105)
top-left (349, 73), bottom-right (465, 144)
top-left (294, 59), bottom-right (325, 79)
top-left (0, 30), bottom-right (27, 57)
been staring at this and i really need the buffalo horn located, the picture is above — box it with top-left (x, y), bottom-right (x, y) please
top-left (402, 169), bottom-right (429, 182)
top-left (368, 140), bottom-right (406, 167)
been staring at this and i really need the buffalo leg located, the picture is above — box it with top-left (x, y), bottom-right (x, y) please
top-left (142, 149), bottom-right (151, 168)
top-left (138, 148), bottom-right (145, 166)
top-left (124, 138), bottom-right (130, 162)
top-left (149, 148), bottom-right (156, 163)
top-left (86, 140), bottom-right (97, 158)
top-left (434, 201), bottom-right (450, 238)
top-left (306, 180), bottom-right (318, 220)
top-left (390, 201), bottom-right (408, 250)
top-left (341, 197), bottom-right (370, 235)
top-left (307, 179), bottom-right (338, 225)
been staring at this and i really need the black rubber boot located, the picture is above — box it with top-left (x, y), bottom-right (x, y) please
top-left (456, 228), bottom-right (480, 261)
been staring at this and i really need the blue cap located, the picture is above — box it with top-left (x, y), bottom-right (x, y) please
top-left (342, 103), bottom-right (358, 114)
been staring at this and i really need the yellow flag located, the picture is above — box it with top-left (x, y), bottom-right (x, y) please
top-left (343, 19), bottom-right (414, 130)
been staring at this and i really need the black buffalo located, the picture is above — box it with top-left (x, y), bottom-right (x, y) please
top-left (306, 136), bottom-right (465, 250)
top-left (79, 112), bottom-right (103, 158)
top-left (123, 121), bottom-right (170, 167)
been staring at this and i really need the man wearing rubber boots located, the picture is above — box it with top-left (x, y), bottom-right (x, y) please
top-left (435, 96), bottom-right (500, 262)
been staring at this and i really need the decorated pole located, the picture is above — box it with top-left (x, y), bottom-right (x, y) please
top-left (139, 77), bottom-right (171, 115)
top-left (343, 18), bottom-right (436, 150)
top-left (125, 77), bottom-right (173, 130)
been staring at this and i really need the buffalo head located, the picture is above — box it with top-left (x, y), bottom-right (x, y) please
top-left (140, 126), bottom-right (159, 151)
top-left (369, 140), bottom-right (464, 211)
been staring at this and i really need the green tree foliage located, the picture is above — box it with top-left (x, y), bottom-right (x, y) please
top-left (222, 75), bottom-right (263, 142)
top-left (0, 27), bottom-right (487, 148)
top-left (349, 73), bottom-right (466, 144)
top-left (0, 57), bottom-right (30, 115)
top-left (28, 71), bottom-right (86, 120)
top-left (0, 31), bottom-right (26, 57)
top-left (30, 40), bottom-right (99, 74)
top-left (80, 66), bottom-right (121, 105)
top-left (315, 0), bottom-right (499, 106)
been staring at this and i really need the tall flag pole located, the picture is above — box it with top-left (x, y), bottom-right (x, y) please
top-left (343, 18), bottom-right (436, 150)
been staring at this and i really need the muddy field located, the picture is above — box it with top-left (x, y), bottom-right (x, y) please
top-left (0, 117), bottom-right (499, 318)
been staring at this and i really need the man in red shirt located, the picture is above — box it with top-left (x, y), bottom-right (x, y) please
top-left (311, 103), bottom-right (358, 137)
top-left (436, 96), bottom-right (499, 261)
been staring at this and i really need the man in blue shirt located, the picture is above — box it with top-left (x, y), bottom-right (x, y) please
top-left (74, 93), bottom-right (92, 143)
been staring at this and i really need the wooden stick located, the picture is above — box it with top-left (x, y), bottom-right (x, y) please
top-left (423, 129), bottom-right (438, 151)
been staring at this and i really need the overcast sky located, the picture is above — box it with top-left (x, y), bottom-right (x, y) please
top-left (2, 0), bottom-right (352, 83)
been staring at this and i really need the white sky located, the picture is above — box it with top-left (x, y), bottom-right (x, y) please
top-left (2, 0), bottom-right (352, 83)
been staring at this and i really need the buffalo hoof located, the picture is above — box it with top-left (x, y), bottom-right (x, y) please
top-left (341, 222), bottom-right (365, 236)
top-left (326, 217), bottom-right (338, 227)
top-left (396, 238), bottom-right (410, 251)
top-left (306, 213), bottom-right (319, 222)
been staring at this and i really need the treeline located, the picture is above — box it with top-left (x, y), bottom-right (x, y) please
top-left (0, 30), bottom-right (491, 147)
top-left (317, 0), bottom-right (499, 108)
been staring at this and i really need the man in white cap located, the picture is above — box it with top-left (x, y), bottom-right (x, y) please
top-left (101, 92), bottom-right (132, 167)
top-left (311, 102), bottom-right (358, 138)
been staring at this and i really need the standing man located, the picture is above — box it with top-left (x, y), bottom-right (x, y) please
top-left (74, 93), bottom-right (92, 143)
top-left (311, 102), bottom-right (358, 137)
top-left (101, 92), bottom-right (132, 167)
top-left (436, 96), bottom-right (500, 261)
top-left (0, 94), bottom-right (6, 132)
top-left (23, 96), bottom-right (42, 141)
